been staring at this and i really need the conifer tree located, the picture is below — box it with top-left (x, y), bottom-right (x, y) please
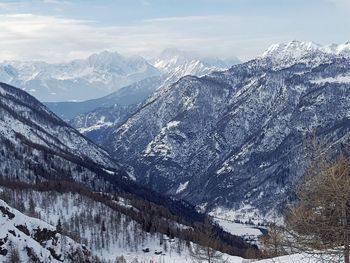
top-left (287, 140), bottom-right (350, 263)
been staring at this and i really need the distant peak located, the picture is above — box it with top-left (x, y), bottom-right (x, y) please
top-left (89, 50), bottom-right (122, 59)
top-left (262, 40), bottom-right (321, 57)
top-left (159, 48), bottom-right (190, 60)
top-left (261, 40), bottom-right (350, 63)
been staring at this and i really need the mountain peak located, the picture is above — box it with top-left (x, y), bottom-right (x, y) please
top-left (262, 40), bottom-right (321, 59)
top-left (154, 47), bottom-right (238, 79)
top-left (87, 50), bottom-right (124, 66)
top-left (262, 40), bottom-right (350, 62)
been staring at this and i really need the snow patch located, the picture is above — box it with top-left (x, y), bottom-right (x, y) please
top-left (311, 74), bottom-right (350, 84)
top-left (176, 181), bottom-right (189, 194)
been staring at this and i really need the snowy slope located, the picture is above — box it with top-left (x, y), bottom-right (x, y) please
top-left (0, 198), bottom-right (93, 262)
top-left (1, 185), bottom-right (253, 263)
top-left (0, 51), bottom-right (161, 102)
top-left (0, 187), bottom-right (334, 262)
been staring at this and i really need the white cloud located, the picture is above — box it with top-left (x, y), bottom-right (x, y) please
top-left (325, 0), bottom-right (350, 8)
top-left (0, 13), bottom-right (289, 62)
top-left (0, 2), bottom-right (26, 11)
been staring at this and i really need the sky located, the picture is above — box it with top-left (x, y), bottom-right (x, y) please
top-left (0, 0), bottom-right (349, 62)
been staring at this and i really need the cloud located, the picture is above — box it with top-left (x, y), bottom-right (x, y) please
top-left (325, 0), bottom-right (350, 8)
top-left (0, 13), bottom-right (296, 63)
top-left (0, 14), bottom-right (258, 62)
top-left (0, 2), bottom-right (26, 11)
top-left (0, 1), bottom-right (347, 63)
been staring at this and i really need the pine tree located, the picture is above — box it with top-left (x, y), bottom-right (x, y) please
top-left (56, 218), bottom-right (63, 234)
top-left (7, 244), bottom-right (21, 263)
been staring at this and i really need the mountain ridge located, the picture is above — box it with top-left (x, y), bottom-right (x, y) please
top-left (101, 42), bottom-right (350, 216)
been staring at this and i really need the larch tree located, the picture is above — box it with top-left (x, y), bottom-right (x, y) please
top-left (190, 224), bottom-right (227, 263)
top-left (287, 139), bottom-right (350, 263)
top-left (260, 222), bottom-right (287, 258)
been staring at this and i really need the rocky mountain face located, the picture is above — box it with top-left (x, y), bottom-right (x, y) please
top-left (69, 104), bottom-right (136, 146)
top-left (0, 51), bottom-right (161, 102)
top-left (105, 41), bottom-right (350, 215)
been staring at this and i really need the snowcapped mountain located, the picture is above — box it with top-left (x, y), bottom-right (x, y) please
top-left (0, 198), bottom-right (93, 262)
top-left (0, 81), bottom-right (259, 261)
top-left (0, 48), bottom-right (239, 103)
top-left (152, 48), bottom-right (240, 84)
top-left (261, 40), bottom-right (350, 67)
top-left (59, 49), bottom-right (237, 137)
top-left (0, 51), bottom-right (161, 102)
top-left (103, 41), bottom-right (350, 216)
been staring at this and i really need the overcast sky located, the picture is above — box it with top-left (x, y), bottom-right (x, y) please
top-left (0, 0), bottom-right (349, 62)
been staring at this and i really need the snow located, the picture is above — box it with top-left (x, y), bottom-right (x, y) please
top-left (0, 199), bottom-right (87, 263)
top-left (0, 82), bottom-right (117, 170)
top-left (311, 75), bottom-right (350, 84)
top-left (215, 219), bottom-right (263, 237)
top-left (257, 253), bottom-right (343, 262)
top-left (166, 120), bottom-right (181, 129)
top-left (210, 205), bottom-right (275, 230)
top-left (262, 40), bottom-right (350, 60)
top-left (1, 188), bottom-right (249, 263)
top-left (261, 40), bottom-right (350, 69)
top-left (102, 168), bottom-right (115, 175)
top-left (0, 51), bottom-right (161, 101)
top-left (176, 181), bottom-right (189, 194)
top-left (144, 121), bottom-right (182, 158)
top-left (152, 48), bottom-right (232, 86)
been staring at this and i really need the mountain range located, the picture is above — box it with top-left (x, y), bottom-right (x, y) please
top-left (89, 41), bottom-right (350, 217)
top-left (2, 40), bottom-right (350, 262)
top-left (0, 80), bottom-right (255, 262)
top-left (43, 48), bottom-right (238, 140)
top-left (0, 48), bottom-right (238, 103)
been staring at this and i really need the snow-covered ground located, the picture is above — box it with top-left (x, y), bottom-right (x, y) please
top-left (210, 206), bottom-right (270, 246)
top-left (0, 187), bottom-right (251, 262)
top-left (2, 188), bottom-right (340, 263)
top-left (258, 253), bottom-right (343, 262)
top-left (0, 199), bottom-right (91, 262)
top-left (215, 219), bottom-right (264, 237)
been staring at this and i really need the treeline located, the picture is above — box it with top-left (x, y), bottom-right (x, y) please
top-left (0, 179), bottom-right (259, 258)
